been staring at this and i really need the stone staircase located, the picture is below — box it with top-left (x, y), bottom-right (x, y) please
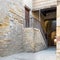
top-left (0, 20), bottom-right (47, 56)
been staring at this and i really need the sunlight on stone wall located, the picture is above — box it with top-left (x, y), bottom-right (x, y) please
top-left (57, 4), bottom-right (60, 60)
top-left (0, 0), bottom-right (24, 56)
top-left (0, 0), bottom-right (47, 56)
top-left (23, 28), bottom-right (47, 52)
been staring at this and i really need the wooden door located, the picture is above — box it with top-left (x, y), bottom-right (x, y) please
top-left (25, 7), bottom-right (30, 27)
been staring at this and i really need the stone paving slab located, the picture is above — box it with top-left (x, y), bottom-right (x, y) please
top-left (0, 47), bottom-right (56, 60)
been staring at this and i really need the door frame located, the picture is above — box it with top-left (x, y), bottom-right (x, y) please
top-left (25, 5), bottom-right (30, 27)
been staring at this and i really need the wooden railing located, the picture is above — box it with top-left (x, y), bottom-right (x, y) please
top-left (30, 17), bottom-right (47, 45)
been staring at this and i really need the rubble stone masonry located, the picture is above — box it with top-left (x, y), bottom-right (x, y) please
top-left (0, 0), bottom-right (24, 56)
top-left (0, 0), bottom-right (47, 56)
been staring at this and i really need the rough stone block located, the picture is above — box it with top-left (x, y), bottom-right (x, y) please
top-left (23, 28), bottom-right (47, 52)
top-left (23, 28), bottom-right (34, 52)
top-left (0, 20), bottom-right (24, 56)
top-left (34, 28), bottom-right (46, 52)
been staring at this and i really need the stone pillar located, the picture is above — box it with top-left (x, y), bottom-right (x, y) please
top-left (57, 3), bottom-right (60, 60)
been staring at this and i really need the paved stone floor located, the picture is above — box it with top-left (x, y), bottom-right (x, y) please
top-left (0, 47), bottom-right (56, 60)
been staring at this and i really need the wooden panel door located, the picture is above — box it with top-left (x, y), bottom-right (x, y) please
top-left (25, 7), bottom-right (30, 27)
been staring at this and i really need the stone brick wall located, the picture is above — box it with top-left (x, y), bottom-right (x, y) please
top-left (0, 0), bottom-right (47, 56)
top-left (0, 0), bottom-right (24, 56)
top-left (32, 0), bottom-right (57, 10)
top-left (0, 20), bottom-right (24, 56)
top-left (23, 28), bottom-right (47, 52)
top-left (57, 4), bottom-right (60, 60)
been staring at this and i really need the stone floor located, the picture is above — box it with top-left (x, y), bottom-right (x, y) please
top-left (0, 47), bottom-right (56, 60)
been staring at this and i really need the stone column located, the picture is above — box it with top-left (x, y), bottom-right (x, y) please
top-left (57, 3), bottom-right (60, 60)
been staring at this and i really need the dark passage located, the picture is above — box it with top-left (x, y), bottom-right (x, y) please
top-left (41, 7), bottom-right (56, 47)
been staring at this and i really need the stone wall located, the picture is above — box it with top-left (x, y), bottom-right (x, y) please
top-left (0, 0), bottom-right (47, 56)
top-left (0, 20), bottom-right (24, 56)
top-left (23, 28), bottom-right (47, 52)
top-left (0, 0), bottom-right (24, 56)
top-left (32, 0), bottom-right (57, 10)
top-left (57, 4), bottom-right (60, 60)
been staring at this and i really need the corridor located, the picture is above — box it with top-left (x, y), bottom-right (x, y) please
top-left (0, 47), bottom-right (56, 60)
